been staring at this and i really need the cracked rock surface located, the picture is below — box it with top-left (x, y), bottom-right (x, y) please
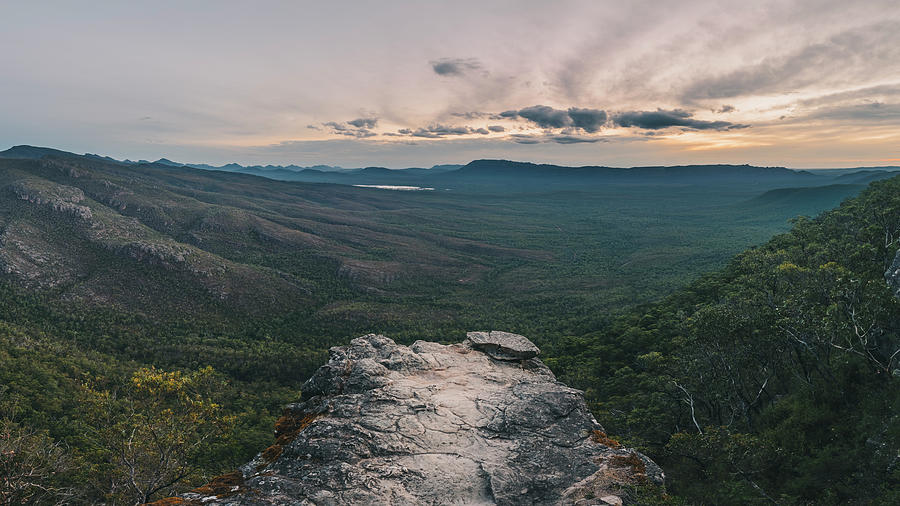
top-left (180, 333), bottom-right (663, 505)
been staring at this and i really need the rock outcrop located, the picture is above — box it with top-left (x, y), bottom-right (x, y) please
top-left (466, 330), bottom-right (541, 360)
top-left (169, 332), bottom-right (663, 505)
top-left (0, 221), bottom-right (85, 288)
top-left (8, 179), bottom-right (93, 220)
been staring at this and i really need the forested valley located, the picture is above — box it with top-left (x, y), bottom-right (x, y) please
top-left (0, 149), bottom-right (897, 504)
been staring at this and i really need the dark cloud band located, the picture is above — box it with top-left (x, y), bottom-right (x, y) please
top-left (322, 118), bottom-right (379, 138)
top-left (430, 58), bottom-right (483, 77)
top-left (613, 109), bottom-right (746, 130)
top-left (348, 118), bottom-right (377, 129)
top-left (501, 105), bottom-right (609, 132)
top-left (395, 124), bottom-right (493, 138)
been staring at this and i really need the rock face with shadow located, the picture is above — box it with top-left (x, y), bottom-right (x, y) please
top-left (172, 332), bottom-right (664, 505)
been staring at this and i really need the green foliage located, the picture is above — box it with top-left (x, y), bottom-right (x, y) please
top-left (0, 417), bottom-right (75, 505)
top-left (666, 428), bottom-right (783, 504)
top-left (0, 154), bottom-right (897, 503)
top-left (552, 177), bottom-right (900, 503)
top-left (0, 305), bottom-right (292, 504)
top-left (79, 366), bottom-right (234, 504)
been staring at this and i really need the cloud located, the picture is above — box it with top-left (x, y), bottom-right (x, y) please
top-left (714, 105), bottom-right (735, 114)
top-left (501, 105), bottom-right (609, 132)
top-left (804, 102), bottom-right (900, 123)
top-left (682, 21), bottom-right (900, 101)
top-left (322, 120), bottom-right (377, 137)
top-left (567, 108), bottom-right (608, 133)
top-left (551, 135), bottom-right (601, 144)
top-left (347, 117), bottom-right (378, 128)
top-left (794, 84), bottom-right (900, 108)
top-left (506, 133), bottom-right (601, 145)
top-left (430, 58), bottom-right (484, 77)
top-left (768, 85), bottom-right (900, 126)
top-left (613, 109), bottom-right (747, 130)
top-left (340, 129), bottom-right (377, 138)
top-left (451, 111), bottom-right (489, 119)
top-left (383, 105), bottom-right (609, 142)
top-left (510, 134), bottom-right (541, 144)
top-left (394, 123), bottom-right (492, 138)
top-left (516, 105), bottom-right (573, 128)
top-left (321, 104), bottom-right (747, 143)
top-left (323, 104), bottom-right (745, 143)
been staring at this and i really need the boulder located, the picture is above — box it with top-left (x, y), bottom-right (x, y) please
top-left (164, 333), bottom-right (663, 505)
top-left (465, 330), bottom-right (541, 360)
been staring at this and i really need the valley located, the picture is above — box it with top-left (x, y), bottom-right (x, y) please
top-left (0, 146), bottom-right (878, 355)
top-left (1, 146), bottom-right (898, 504)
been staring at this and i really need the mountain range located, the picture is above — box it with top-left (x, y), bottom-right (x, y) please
top-left (6, 145), bottom-right (898, 189)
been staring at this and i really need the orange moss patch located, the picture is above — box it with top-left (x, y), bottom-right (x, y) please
top-left (609, 452), bottom-right (647, 482)
top-left (190, 470), bottom-right (246, 497)
top-left (274, 411), bottom-right (320, 445)
top-left (590, 430), bottom-right (622, 448)
top-left (144, 470), bottom-right (251, 504)
top-left (261, 442), bottom-right (284, 463)
top-left (143, 498), bottom-right (186, 505)
top-left (257, 410), bottom-right (321, 470)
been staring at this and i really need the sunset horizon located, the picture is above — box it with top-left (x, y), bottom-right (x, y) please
top-left (3, 1), bottom-right (898, 168)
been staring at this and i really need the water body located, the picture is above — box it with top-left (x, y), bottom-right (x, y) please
top-left (353, 185), bottom-right (435, 191)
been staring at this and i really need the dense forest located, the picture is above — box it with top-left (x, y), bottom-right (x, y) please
top-left (547, 177), bottom-right (900, 504)
top-left (0, 151), bottom-right (898, 504)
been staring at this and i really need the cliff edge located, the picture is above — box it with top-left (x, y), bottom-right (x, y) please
top-left (162, 331), bottom-right (663, 505)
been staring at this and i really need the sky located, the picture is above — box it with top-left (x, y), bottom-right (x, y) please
top-left (1, 0), bottom-right (899, 168)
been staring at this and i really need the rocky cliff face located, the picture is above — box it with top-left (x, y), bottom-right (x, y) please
top-left (169, 332), bottom-right (663, 505)
top-left (0, 175), bottom-right (310, 310)
top-left (9, 178), bottom-right (93, 220)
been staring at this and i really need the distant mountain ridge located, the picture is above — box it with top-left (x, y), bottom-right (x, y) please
top-left (442, 159), bottom-right (817, 185)
top-left (3, 145), bottom-right (900, 190)
top-left (0, 145), bottom-right (80, 159)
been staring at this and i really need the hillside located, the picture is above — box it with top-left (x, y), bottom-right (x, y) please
top-left (738, 183), bottom-right (867, 217)
top-left (547, 176), bottom-right (900, 503)
top-left (1, 146), bottom-right (897, 503)
top-left (0, 151), bottom-right (548, 317)
top-left (2, 145), bottom-right (872, 343)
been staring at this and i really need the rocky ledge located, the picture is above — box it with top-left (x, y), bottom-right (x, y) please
top-left (166, 332), bottom-right (663, 505)
top-left (8, 179), bottom-right (93, 220)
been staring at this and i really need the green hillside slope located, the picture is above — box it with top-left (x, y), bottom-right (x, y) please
top-left (1, 149), bottom-right (894, 503)
top-left (549, 176), bottom-right (900, 504)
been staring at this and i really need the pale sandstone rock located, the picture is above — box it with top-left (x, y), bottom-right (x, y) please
top-left (176, 333), bottom-right (663, 505)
